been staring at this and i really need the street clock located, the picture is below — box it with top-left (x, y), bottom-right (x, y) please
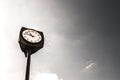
top-left (18, 27), bottom-right (44, 57)
top-left (18, 27), bottom-right (44, 80)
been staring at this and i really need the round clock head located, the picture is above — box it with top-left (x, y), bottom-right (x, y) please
top-left (22, 29), bottom-right (42, 43)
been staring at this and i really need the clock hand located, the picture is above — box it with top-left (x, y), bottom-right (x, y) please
top-left (28, 33), bottom-right (34, 37)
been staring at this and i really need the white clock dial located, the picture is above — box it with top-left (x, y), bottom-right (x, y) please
top-left (22, 29), bottom-right (42, 43)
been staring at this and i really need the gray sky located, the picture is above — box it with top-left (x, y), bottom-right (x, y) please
top-left (0, 0), bottom-right (120, 80)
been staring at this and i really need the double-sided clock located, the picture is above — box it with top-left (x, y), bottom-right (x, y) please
top-left (18, 27), bottom-right (44, 57)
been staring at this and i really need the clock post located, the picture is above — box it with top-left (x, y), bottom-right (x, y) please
top-left (25, 50), bottom-right (31, 80)
top-left (18, 27), bottom-right (44, 80)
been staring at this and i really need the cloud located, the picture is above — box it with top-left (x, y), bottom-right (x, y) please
top-left (83, 60), bottom-right (96, 71)
top-left (31, 73), bottom-right (61, 80)
top-left (85, 62), bottom-right (96, 70)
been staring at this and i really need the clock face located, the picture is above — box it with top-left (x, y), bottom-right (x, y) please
top-left (22, 29), bottom-right (42, 43)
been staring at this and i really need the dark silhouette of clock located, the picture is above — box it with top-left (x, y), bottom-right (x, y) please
top-left (18, 27), bottom-right (44, 57)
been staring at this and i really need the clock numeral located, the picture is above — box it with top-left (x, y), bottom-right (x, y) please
top-left (24, 32), bottom-right (29, 35)
top-left (37, 39), bottom-right (40, 41)
top-left (24, 36), bottom-right (27, 38)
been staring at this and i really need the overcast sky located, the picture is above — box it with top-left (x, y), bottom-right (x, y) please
top-left (0, 0), bottom-right (120, 80)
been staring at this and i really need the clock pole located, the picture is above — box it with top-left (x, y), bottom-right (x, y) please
top-left (18, 27), bottom-right (44, 80)
top-left (25, 51), bottom-right (31, 80)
